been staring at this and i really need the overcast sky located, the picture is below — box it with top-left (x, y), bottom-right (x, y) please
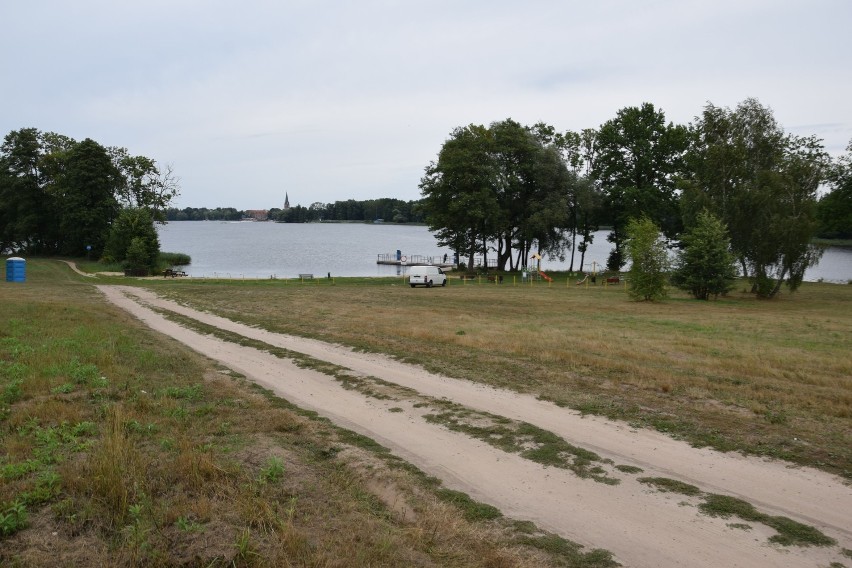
top-left (3, 1), bottom-right (850, 209)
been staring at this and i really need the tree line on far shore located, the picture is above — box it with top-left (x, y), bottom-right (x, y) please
top-left (164, 198), bottom-right (426, 224)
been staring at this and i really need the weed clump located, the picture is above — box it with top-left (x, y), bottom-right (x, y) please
top-left (700, 494), bottom-right (836, 547)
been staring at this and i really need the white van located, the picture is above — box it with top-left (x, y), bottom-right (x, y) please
top-left (408, 265), bottom-right (447, 288)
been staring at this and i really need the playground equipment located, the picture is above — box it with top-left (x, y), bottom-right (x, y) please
top-left (528, 252), bottom-right (553, 282)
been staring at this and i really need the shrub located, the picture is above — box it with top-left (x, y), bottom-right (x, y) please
top-left (625, 217), bottom-right (670, 301)
top-left (671, 211), bottom-right (738, 300)
top-left (104, 207), bottom-right (160, 271)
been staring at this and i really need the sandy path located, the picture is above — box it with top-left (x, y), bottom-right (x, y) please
top-left (99, 285), bottom-right (851, 568)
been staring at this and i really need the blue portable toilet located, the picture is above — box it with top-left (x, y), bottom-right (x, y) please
top-left (6, 257), bottom-right (26, 282)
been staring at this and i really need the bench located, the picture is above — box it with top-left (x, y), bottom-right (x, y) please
top-left (163, 268), bottom-right (187, 278)
top-left (605, 276), bottom-right (620, 285)
top-left (298, 273), bottom-right (313, 280)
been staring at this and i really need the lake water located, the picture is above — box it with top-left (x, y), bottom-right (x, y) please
top-left (157, 221), bottom-right (852, 283)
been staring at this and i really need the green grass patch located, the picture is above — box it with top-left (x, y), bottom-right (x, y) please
top-left (0, 500), bottom-right (28, 536)
top-left (699, 494), bottom-right (835, 547)
top-left (638, 477), bottom-right (702, 496)
top-left (515, 533), bottom-right (618, 567)
top-left (424, 406), bottom-right (619, 485)
top-left (435, 488), bottom-right (502, 522)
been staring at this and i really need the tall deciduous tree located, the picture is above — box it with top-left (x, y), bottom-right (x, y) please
top-left (593, 103), bottom-right (689, 271)
top-left (54, 138), bottom-right (121, 257)
top-left (683, 99), bottom-right (828, 297)
top-left (110, 148), bottom-right (180, 221)
top-left (420, 120), bottom-right (573, 271)
top-left (1, 127), bottom-right (178, 258)
top-left (420, 124), bottom-right (498, 268)
top-left (817, 140), bottom-right (852, 239)
top-left (0, 128), bottom-right (60, 253)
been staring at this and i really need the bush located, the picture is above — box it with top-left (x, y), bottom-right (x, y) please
top-left (625, 217), bottom-right (670, 301)
top-left (125, 238), bottom-right (154, 273)
top-left (671, 211), bottom-right (738, 300)
top-left (104, 208), bottom-right (159, 271)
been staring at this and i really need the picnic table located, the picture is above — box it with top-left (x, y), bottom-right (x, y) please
top-left (163, 268), bottom-right (187, 278)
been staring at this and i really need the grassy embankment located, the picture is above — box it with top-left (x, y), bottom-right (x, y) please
top-left (140, 270), bottom-right (852, 480)
top-left (0, 260), bottom-right (614, 567)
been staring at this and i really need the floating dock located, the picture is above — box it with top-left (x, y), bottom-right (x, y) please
top-left (377, 253), bottom-right (455, 269)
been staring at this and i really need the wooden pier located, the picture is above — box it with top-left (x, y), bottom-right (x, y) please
top-left (376, 253), bottom-right (454, 268)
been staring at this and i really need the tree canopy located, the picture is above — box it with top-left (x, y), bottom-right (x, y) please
top-left (592, 103), bottom-right (689, 271)
top-left (817, 141), bottom-right (852, 239)
top-left (0, 127), bottom-right (179, 259)
top-left (419, 119), bottom-right (583, 271)
top-left (417, 99), bottom-right (845, 298)
top-left (682, 99), bottom-right (829, 297)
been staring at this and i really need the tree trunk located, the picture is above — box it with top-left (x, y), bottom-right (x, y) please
top-left (768, 267), bottom-right (787, 298)
top-left (569, 233), bottom-right (576, 272)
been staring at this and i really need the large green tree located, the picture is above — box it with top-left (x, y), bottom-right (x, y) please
top-left (683, 99), bottom-right (829, 297)
top-left (593, 103), bottom-right (689, 271)
top-left (54, 138), bottom-right (121, 257)
top-left (531, 125), bottom-right (602, 272)
top-left (110, 148), bottom-right (180, 222)
top-left (420, 120), bottom-right (574, 272)
top-left (0, 127), bottom-right (178, 258)
top-left (420, 124), bottom-right (498, 268)
top-left (817, 140), bottom-right (852, 239)
top-left (0, 129), bottom-right (58, 253)
top-left (491, 120), bottom-right (572, 270)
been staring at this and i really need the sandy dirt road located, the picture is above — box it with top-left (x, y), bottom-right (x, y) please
top-left (99, 285), bottom-right (851, 568)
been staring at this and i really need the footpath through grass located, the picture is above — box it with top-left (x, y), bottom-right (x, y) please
top-left (0, 260), bottom-right (615, 567)
top-left (144, 272), bottom-right (852, 479)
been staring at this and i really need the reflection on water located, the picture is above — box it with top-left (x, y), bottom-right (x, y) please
top-left (156, 222), bottom-right (852, 283)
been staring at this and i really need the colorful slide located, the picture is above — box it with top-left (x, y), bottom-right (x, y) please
top-left (539, 271), bottom-right (553, 282)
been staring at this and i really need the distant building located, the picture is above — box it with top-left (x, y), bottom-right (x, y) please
top-left (244, 209), bottom-right (269, 221)
top-left (284, 192), bottom-right (290, 210)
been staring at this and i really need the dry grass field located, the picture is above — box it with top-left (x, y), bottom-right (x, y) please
top-left (148, 273), bottom-right (852, 479)
top-left (1, 260), bottom-right (614, 567)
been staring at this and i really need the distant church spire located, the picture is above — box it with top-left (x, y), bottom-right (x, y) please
top-left (284, 192), bottom-right (290, 210)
